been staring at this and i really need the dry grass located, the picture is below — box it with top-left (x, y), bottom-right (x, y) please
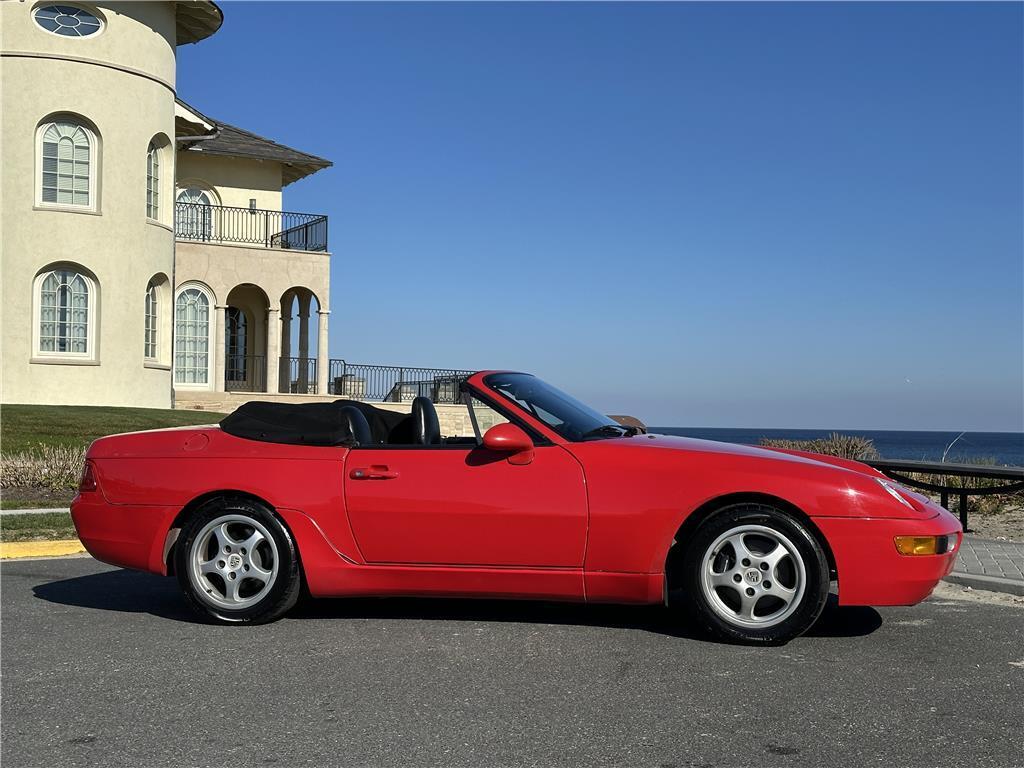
top-left (759, 433), bottom-right (881, 461)
top-left (1, 444), bottom-right (86, 491)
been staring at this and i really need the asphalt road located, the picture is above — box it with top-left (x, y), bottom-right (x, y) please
top-left (2, 557), bottom-right (1022, 768)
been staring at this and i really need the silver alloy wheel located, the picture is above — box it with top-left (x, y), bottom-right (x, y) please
top-left (699, 524), bottom-right (806, 629)
top-left (188, 514), bottom-right (279, 610)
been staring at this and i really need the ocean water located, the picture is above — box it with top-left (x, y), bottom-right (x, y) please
top-left (647, 428), bottom-right (1024, 467)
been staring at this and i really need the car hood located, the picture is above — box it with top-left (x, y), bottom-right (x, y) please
top-left (597, 433), bottom-right (882, 478)
top-left (569, 432), bottom-right (937, 519)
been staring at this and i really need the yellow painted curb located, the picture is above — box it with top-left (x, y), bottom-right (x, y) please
top-left (0, 540), bottom-right (86, 559)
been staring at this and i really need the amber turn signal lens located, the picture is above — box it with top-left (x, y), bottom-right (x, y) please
top-left (894, 536), bottom-right (939, 556)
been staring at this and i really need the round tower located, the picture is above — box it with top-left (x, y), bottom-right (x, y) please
top-left (0, 1), bottom-right (222, 407)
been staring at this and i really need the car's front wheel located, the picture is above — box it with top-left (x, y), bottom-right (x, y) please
top-left (174, 496), bottom-right (301, 624)
top-left (680, 503), bottom-right (830, 644)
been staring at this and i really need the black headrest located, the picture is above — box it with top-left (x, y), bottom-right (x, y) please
top-left (332, 399), bottom-right (407, 444)
top-left (411, 396), bottom-right (441, 445)
top-left (338, 406), bottom-right (372, 446)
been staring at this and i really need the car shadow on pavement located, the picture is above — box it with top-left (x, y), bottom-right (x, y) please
top-left (287, 592), bottom-right (882, 641)
top-left (31, 567), bottom-right (883, 641)
top-left (32, 567), bottom-right (195, 622)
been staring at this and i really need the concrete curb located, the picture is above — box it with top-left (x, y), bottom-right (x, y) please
top-left (944, 572), bottom-right (1024, 597)
top-left (0, 540), bottom-right (85, 559)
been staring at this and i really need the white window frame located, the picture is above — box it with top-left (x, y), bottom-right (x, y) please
top-left (32, 267), bottom-right (98, 362)
top-left (175, 186), bottom-right (216, 241)
top-left (35, 118), bottom-right (99, 212)
top-left (146, 142), bottom-right (160, 221)
top-left (144, 281), bottom-right (159, 361)
top-left (173, 282), bottom-right (215, 389)
top-left (32, 4), bottom-right (106, 39)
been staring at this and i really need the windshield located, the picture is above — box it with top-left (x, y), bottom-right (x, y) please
top-left (484, 373), bottom-right (633, 441)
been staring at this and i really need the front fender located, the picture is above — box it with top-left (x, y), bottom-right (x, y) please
top-left (570, 440), bottom-right (924, 574)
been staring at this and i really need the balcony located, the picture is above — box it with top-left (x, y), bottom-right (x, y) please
top-left (216, 358), bottom-right (474, 403)
top-left (174, 202), bottom-right (329, 252)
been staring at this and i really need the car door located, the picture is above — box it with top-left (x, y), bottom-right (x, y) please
top-left (343, 440), bottom-right (588, 568)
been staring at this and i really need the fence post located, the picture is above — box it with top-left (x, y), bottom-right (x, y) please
top-left (959, 493), bottom-right (969, 531)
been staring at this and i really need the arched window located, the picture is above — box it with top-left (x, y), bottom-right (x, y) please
top-left (39, 120), bottom-right (94, 207)
top-left (174, 287), bottom-right (211, 385)
top-left (37, 269), bottom-right (92, 356)
top-left (146, 143), bottom-right (160, 220)
top-left (144, 281), bottom-right (158, 360)
top-left (175, 188), bottom-right (213, 240)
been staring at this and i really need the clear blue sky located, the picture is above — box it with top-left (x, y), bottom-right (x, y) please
top-left (177, 1), bottom-right (1023, 431)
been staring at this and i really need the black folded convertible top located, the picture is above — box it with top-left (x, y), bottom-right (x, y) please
top-left (219, 399), bottom-right (407, 446)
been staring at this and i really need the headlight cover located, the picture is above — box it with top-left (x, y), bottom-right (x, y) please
top-left (876, 478), bottom-right (915, 509)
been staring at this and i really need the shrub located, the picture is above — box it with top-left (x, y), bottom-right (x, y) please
top-left (1, 444), bottom-right (86, 490)
top-left (759, 433), bottom-right (881, 461)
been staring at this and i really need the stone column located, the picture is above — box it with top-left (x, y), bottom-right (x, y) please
top-left (317, 309), bottom-right (330, 395)
top-left (213, 305), bottom-right (227, 393)
top-left (279, 299), bottom-right (292, 393)
top-left (265, 307), bottom-right (280, 394)
top-left (297, 293), bottom-right (311, 393)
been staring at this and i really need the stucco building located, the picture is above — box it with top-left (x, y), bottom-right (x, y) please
top-left (1, 0), bottom-right (333, 409)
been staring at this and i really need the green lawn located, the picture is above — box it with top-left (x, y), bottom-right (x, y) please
top-left (0, 511), bottom-right (77, 542)
top-left (1, 496), bottom-right (72, 510)
top-left (1, 404), bottom-right (225, 455)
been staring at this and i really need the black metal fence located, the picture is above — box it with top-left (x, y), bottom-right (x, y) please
top-left (867, 458), bottom-right (1024, 531)
top-left (280, 357), bottom-right (318, 394)
top-left (175, 203), bottom-right (328, 252)
top-left (225, 355), bottom-right (267, 393)
top-left (327, 361), bottom-right (473, 404)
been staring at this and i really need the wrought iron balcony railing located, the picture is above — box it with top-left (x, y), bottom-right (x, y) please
top-left (327, 361), bottom-right (474, 404)
top-left (175, 202), bottom-right (328, 252)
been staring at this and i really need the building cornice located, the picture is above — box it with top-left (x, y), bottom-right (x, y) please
top-left (176, 1), bottom-right (224, 46)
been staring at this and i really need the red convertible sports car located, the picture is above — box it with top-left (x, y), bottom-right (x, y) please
top-left (71, 371), bottom-right (961, 643)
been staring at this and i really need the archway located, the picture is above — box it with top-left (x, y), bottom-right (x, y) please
top-left (224, 283), bottom-right (270, 392)
top-left (279, 287), bottom-right (321, 393)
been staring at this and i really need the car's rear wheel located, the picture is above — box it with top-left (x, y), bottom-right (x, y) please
top-left (174, 496), bottom-right (301, 624)
top-left (679, 503), bottom-right (829, 644)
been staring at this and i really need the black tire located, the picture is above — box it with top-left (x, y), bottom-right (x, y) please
top-left (678, 503), bottom-right (830, 645)
top-left (174, 496), bottom-right (301, 625)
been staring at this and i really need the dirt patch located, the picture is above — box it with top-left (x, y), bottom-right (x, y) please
top-left (963, 507), bottom-right (1024, 542)
top-left (931, 581), bottom-right (1024, 609)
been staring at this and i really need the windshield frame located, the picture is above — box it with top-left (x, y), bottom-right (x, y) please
top-left (480, 372), bottom-right (630, 442)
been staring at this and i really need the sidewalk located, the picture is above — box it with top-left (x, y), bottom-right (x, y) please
top-left (946, 535), bottom-right (1024, 596)
top-left (3, 508), bottom-right (1024, 596)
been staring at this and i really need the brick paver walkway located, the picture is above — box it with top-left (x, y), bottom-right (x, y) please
top-left (955, 536), bottom-right (1024, 582)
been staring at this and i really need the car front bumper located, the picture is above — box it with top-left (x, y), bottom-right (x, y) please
top-left (814, 502), bottom-right (962, 607)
